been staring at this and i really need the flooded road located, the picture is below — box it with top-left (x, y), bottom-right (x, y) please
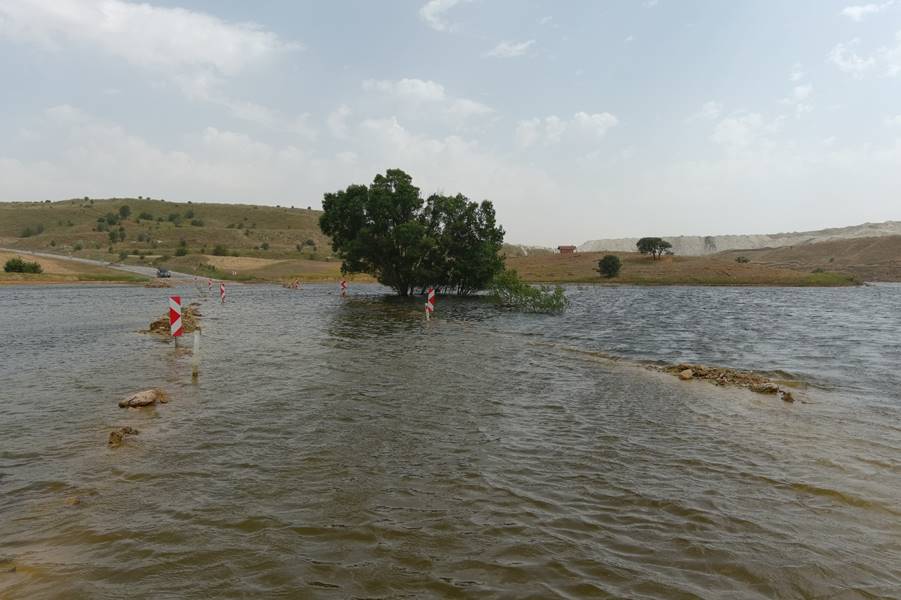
top-left (1, 283), bottom-right (899, 598)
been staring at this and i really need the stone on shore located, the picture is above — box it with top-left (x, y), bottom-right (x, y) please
top-left (678, 368), bottom-right (694, 380)
top-left (118, 389), bottom-right (166, 408)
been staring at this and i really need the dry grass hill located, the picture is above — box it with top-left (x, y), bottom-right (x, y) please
top-left (717, 236), bottom-right (901, 282)
top-left (1, 197), bottom-right (891, 285)
top-left (506, 251), bottom-right (857, 286)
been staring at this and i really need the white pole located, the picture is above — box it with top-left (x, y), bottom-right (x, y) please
top-left (191, 329), bottom-right (201, 378)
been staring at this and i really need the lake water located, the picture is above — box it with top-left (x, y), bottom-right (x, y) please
top-left (1, 283), bottom-right (899, 598)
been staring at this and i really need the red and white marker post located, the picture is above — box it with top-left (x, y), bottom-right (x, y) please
top-left (340, 279), bottom-right (348, 297)
top-left (169, 295), bottom-right (183, 345)
top-left (425, 287), bottom-right (435, 320)
top-left (219, 282), bottom-right (226, 303)
top-left (207, 278), bottom-right (212, 293)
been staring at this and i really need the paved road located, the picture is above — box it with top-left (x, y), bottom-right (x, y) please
top-left (0, 247), bottom-right (193, 279)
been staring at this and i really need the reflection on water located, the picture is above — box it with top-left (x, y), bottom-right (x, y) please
top-left (1, 283), bottom-right (900, 598)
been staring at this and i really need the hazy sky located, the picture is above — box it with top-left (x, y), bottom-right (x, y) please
top-left (1, 0), bottom-right (900, 245)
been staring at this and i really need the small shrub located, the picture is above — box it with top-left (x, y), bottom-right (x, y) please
top-left (20, 226), bottom-right (34, 238)
top-left (261, 242), bottom-right (269, 250)
top-left (73, 242), bottom-right (83, 251)
top-left (212, 244), bottom-right (228, 256)
top-left (119, 205), bottom-right (131, 219)
top-left (489, 269), bottom-right (568, 314)
top-left (175, 247), bottom-right (188, 256)
top-left (50, 240), bottom-right (56, 247)
top-left (735, 256), bottom-right (750, 264)
top-left (185, 209), bottom-right (195, 218)
top-left (119, 251), bottom-right (129, 260)
top-left (4, 257), bottom-right (43, 273)
top-left (138, 211), bottom-right (153, 220)
top-left (812, 267), bottom-right (825, 273)
top-left (190, 219), bottom-right (204, 227)
top-left (596, 254), bottom-right (622, 278)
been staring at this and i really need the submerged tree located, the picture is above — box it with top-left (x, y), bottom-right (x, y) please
top-left (636, 237), bottom-right (672, 260)
top-left (319, 169), bottom-right (505, 296)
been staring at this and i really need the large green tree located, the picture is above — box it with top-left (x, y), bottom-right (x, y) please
top-left (636, 237), bottom-right (672, 260)
top-left (319, 169), bottom-right (505, 296)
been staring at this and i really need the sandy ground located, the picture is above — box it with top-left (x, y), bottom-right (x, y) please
top-left (0, 251), bottom-right (143, 284)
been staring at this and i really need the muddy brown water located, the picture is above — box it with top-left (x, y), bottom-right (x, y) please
top-left (1, 283), bottom-right (900, 598)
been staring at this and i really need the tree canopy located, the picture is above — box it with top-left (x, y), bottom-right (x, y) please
top-left (636, 237), bottom-right (672, 260)
top-left (319, 169), bottom-right (505, 296)
top-left (596, 254), bottom-right (622, 278)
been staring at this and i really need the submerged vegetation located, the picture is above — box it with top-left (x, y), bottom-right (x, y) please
top-left (489, 269), bottom-right (569, 313)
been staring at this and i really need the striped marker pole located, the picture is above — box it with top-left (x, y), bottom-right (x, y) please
top-left (340, 279), bottom-right (348, 297)
top-left (219, 282), bottom-right (226, 303)
top-left (425, 288), bottom-right (435, 320)
top-left (169, 296), bottom-right (183, 346)
top-left (207, 278), bottom-right (212, 293)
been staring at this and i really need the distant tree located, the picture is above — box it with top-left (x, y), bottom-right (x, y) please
top-left (320, 169), bottom-right (505, 296)
top-left (596, 254), bottom-right (622, 278)
top-left (108, 230), bottom-right (118, 244)
top-left (636, 237), bottom-right (672, 260)
top-left (4, 257), bottom-right (42, 273)
top-left (119, 205), bottom-right (131, 219)
top-left (138, 211), bottom-right (153, 220)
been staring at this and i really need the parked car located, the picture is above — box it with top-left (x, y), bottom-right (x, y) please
top-left (156, 268), bottom-right (171, 278)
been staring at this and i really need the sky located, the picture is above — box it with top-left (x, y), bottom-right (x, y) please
top-left (1, 0), bottom-right (900, 246)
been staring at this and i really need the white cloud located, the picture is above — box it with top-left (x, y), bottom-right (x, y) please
top-left (515, 112), bottom-right (618, 148)
top-left (327, 105), bottom-right (352, 139)
top-left (0, 0), bottom-right (306, 135)
top-left (419, 0), bottom-right (469, 32)
top-left (360, 78), bottom-right (492, 123)
top-left (841, 2), bottom-right (895, 21)
top-left (710, 113), bottom-right (766, 148)
top-left (3, 105), bottom-right (566, 242)
top-left (886, 115), bottom-right (901, 126)
top-left (790, 63), bottom-right (805, 82)
top-left (689, 101), bottom-right (724, 121)
top-left (0, 0), bottom-right (298, 75)
top-left (573, 112), bottom-right (620, 137)
top-left (644, 0), bottom-right (659, 7)
top-left (362, 78), bottom-right (447, 102)
top-left (484, 40), bottom-right (535, 58)
top-left (538, 16), bottom-right (553, 25)
top-left (829, 38), bottom-right (878, 76)
top-left (829, 32), bottom-right (901, 77)
top-left (448, 98), bottom-right (493, 118)
top-left (781, 84), bottom-right (813, 116)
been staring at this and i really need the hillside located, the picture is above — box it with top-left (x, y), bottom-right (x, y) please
top-left (0, 197), bottom-right (338, 281)
top-left (716, 235), bottom-right (901, 282)
top-left (578, 221), bottom-right (901, 256)
top-left (506, 251), bottom-right (857, 286)
top-left (0, 198), bottom-right (879, 285)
